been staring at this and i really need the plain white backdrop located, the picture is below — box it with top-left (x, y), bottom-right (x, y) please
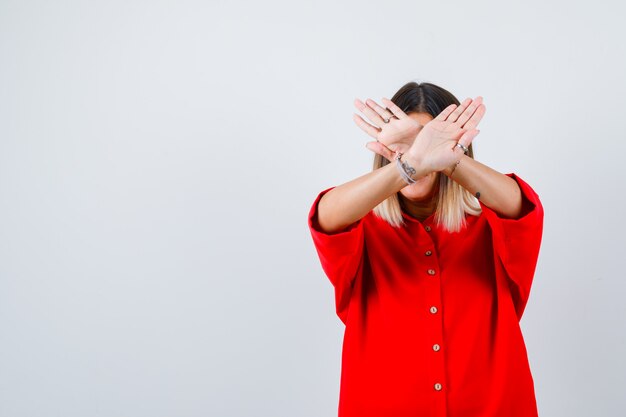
top-left (1, 0), bottom-right (625, 416)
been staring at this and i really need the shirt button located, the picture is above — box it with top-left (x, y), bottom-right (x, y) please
top-left (427, 269), bottom-right (436, 275)
top-left (433, 344), bottom-right (441, 351)
top-left (425, 226), bottom-right (432, 232)
top-left (434, 383), bottom-right (442, 391)
top-left (430, 306), bottom-right (438, 314)
top-left (425, 250), bottom-right (432, 256)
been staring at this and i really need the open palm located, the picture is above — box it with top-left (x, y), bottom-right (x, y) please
top-left (352, 97), bottom-right (423, 156)
top-left (407, 97), bottom-right (485, 172)
top-left (354, 96), bottom-right (486, 172)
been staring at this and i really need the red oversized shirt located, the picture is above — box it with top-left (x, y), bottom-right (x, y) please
top-left (308, 173), bottom-right (544, 417)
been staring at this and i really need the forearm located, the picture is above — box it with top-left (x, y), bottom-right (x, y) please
top-left (444, 155), bottom-right (523, 219)
top-left (317, 156), bottom-right (428, 233)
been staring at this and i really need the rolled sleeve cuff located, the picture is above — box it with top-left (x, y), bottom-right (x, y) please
top-left (478, 173), bottom-right (544, 261)
top-left (308, 186), bottom-right (365, 259)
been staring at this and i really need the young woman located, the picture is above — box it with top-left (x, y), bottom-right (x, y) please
top-left (307, 82), bottom-right (544, 417)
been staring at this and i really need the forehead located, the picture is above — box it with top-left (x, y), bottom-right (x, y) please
top-left (408, 112), bottom-right (434, 125)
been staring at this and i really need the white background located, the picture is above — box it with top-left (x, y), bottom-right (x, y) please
top-left (1, 0), bottom-right (625, 416)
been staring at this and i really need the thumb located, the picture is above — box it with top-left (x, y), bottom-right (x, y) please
top-left (366, 141), bottom-right (395, 160)
top-left (459, 129), bottom-right (480, 146)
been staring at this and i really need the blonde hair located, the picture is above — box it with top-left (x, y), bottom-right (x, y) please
top-left (372, 152), bottom-right (481, 233)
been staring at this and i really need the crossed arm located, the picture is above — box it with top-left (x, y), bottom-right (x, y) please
top-left (317, 96), bottom-right (524, 234)
top-left (317, 153), bottom-right (523, 235)
top-left (443, 154), bottom-right (523, 219)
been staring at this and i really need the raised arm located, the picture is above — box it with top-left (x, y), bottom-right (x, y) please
top-left (316, 158), bottom-right (427, 234)
top-left (317, 97), bottom-right (484, 234)
top-left (442, 155), bottom-right (523, 219)
top-left (363, 96), bottom-right (524, 220)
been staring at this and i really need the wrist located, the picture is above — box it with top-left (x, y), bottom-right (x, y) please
top-left (400, 152), bottom-right (430, 181)
top-left (443, 161), bottom-right (458, 177)
top-left (443, 155), bottom-right (466, 177)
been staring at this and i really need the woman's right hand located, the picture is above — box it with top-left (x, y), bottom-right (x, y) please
top-left (405, 97), bottom-right (486, 174)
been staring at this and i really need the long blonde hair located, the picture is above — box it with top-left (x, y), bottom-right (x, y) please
top-left (371, 81), bottom-right (481, 233)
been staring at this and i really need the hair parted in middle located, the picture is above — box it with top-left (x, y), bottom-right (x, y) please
top-left (372, 81), bottom-right (481, 233)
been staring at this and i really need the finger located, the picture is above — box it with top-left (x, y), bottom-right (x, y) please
top-left (380, 97), bottom-right (408, 119)
top-left (455, 96), bottom-right (483, 127)
top-left (459, 103), bottom-right (486, 131)
top-left (353, 113), bottom-right (381, 139)
top-left (354, 98), bottom-right (385, 126)
top-left (365, 141), bottom-right (395, 160)
top-left (454, 129), bottom-right (480, 154)
top-left (434, 104), bottom-right (457, 121)
top-left (446, 98), bottom-right (473, 123)
top-left (366, 98), bottom-right (395, 121)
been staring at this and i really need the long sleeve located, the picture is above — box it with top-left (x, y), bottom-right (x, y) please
top-left (308, 186), bottom-right (366, 324)
top-left (479, 173), bottom-right (544, 320)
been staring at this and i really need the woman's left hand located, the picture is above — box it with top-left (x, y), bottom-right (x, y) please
top-left (353, 97), bottom-right (421, 160)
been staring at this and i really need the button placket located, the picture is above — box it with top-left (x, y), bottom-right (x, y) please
top-left (420, 224), bottom-right (446, 404)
